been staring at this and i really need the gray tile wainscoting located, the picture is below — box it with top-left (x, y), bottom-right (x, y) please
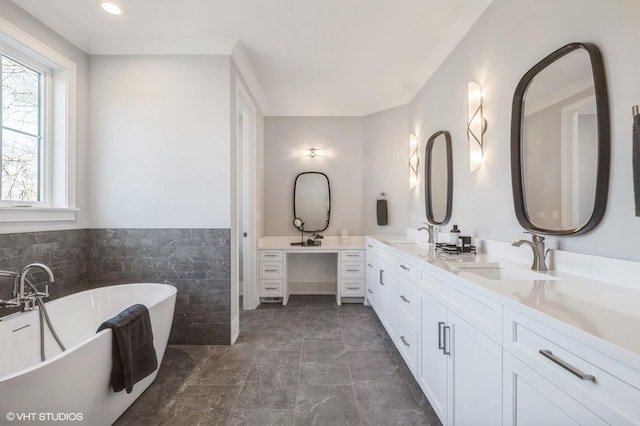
top-left (0, 229), bottom-right (89, 317)
top-left (88, 229), bottom-right (231, 345)
top-left (0, 228), bottom-right (231, 345)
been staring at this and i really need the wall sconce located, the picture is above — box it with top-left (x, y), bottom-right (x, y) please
top-left (305, 148), bottom-right (326, 158)
top-left (467, 81), bottom-right (487, 172)
top-left (409, 133), bottom-right (419, 188)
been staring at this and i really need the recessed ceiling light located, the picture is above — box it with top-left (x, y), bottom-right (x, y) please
top-left (99, 1), bottom-right (125, 15)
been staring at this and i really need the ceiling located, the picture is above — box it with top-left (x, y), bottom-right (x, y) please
top-left (12, 0), bottom-right (493, 116)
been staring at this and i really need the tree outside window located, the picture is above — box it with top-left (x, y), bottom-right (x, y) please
top-left (1, 55), bottom-right (41, 203)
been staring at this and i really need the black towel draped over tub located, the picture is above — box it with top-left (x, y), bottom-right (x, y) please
top-left (97, 304), bottom-right (158, 394)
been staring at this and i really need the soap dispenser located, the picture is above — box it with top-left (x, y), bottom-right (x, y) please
top-left (450, 225), bottom-right (460, 246)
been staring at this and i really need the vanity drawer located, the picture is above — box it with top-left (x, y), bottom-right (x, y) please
top-left (259, 262), bottom-right (283, 279)
top-left (397, 310), bottom-right (419, 377)
top-left (397, 276), bottom-right (419, 326)
top-left (396, 255), bottom-right (418, 283)
top-left (504, 307), bottom-right (640, 421)
top-left (259, 250), bottom-right (283, 261)
top-left (341, 250), bottom-right (364, 261)
top-left (260, 280), bottom-right (283, 297)
top-left (341, 262), bottom-right (365, 278)
top-left (341, 279), bottom-right (365, 297)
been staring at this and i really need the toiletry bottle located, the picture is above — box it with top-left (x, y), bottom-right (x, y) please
top-left (450, 225), bottom-right (460, 246)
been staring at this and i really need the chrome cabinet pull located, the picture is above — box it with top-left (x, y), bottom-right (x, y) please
top-left (379, 270), bottom-right (385, 285)
top-left (265, 254), bottom-right (277, 257)
top-left (265, 287), bottom-right (277, 290)
top-left (265, 269), bottom-right (278, 272)
top-left (347, 269), bottom-right (359, 272)
top-left (347, 254), bottom-right (359, 257)
top-left (443, 325), bottom-right (451, 355)
top-left (400, 295), bottom-right (410, 304)
top-left (539, 350), bottom-right (595, 381)
top-left (438, 322), bottom-right (445, 350)
top-left (367, 244), bottom-right (373, 248)
top-left (347, 287), bottom-right (359, 290)
top-left (367, 263), bottom-right (373, 268)
top-left (400, 264), bottom-right (410, 271)
top-left (368, 289), bottom-right (374, 294)
top-left (400, 336), bottom-right (410, 347)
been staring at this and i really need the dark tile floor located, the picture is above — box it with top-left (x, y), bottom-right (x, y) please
top-left (115, 296), bottom-right (442, 425)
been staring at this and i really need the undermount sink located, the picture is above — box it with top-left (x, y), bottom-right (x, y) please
top-left (386, 240), bottom-right (420, 245)
top-left (456, 263), bottom-right (560, 281)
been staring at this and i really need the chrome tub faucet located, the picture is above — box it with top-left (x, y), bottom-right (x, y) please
top-left (512, 232), bottom-right (548, 272)
top-left (0, 263), bottom-right (55, 311)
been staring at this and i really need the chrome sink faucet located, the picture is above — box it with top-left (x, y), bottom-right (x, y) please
top-left (417, 224), bottom-right (437, 244)
top-left (512, 232), bottom-right (548, 272)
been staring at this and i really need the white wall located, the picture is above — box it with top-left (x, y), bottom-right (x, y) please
top-left (88, 55), bottom-right (231, 228)
top-left (264, 117), bottom-right (364, 236)
top-left (0, 2), bottom-right (89, 234)
top-left (400, 0), bottom-right (640, 261)
top-left (362, 105), bottom-right (410, 235)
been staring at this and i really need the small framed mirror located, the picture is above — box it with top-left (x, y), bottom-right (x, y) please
top-left (293, 172), bottom-right (330, 232)
top-left (511, 42), bottom-right (610, 235)
top-left (424, 131), bottom-right (453, 225)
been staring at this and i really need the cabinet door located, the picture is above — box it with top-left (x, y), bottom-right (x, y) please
top-left (382, 265), bottom-right (398, 341)
top-left (447, 311), bottom-right (502, 426)
top-left (503, 351), bottom-right (607, 426)
top-left (419, 291), bottom-right (448, 425)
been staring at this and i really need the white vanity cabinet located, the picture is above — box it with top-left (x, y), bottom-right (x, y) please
top-left (502, 307), bottom-right (640, 425)
top-left (340, 250), bottom-right (365, 297)
top-left (364, 242), bottom-right (377, 307)
top-left (258, 249), bottom-right (284, 297)
top-left (365, 236), bottom-right (640, 425)
top-left (418, 269), bottom-right (502, 426)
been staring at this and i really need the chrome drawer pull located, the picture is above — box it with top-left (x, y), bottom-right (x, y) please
top-left (367, 244), bottom-right (373, 248)
top-left (443, 325), bottom-right (451, 355)
top-left (539, 350), bottom-right (595, 381)
top-left (368, 289), bottom-right (374, 294)
top-left (400, 295), bottom-right (410, 304)
top-left (367, 263), bottom-right (373, 267)
top-left (400, 264), bottom-right (410, 271)
top-left (265, 269), bottom-right (278, 272)
top-left (347, 269), bottom-right (359, 272)
top-left (265, 254), bottom-right (278, 257)
top-left (347, 254), bottom-right (359, 257)
top-left (379, 270), bottom-right (384, 285)
top-left (347, 287), bottom-right (359, 290)
top-left (265, 287), bottom-right (277, 290)
top-left (400, 336), bottom-right (410, 347)
top-left (438, 322), bottom-right (445, 350)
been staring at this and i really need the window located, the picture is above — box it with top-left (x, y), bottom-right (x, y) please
top-left (0, 17), bottom-right (77, 222)
top-left (1, 54), bottom-right (48, 204)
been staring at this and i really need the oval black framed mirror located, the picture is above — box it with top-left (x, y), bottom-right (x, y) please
top-left (293, 172), bottom-right (330, 232)
top-left (424, 131), bottom-right (453, 225)
top-left (511, 42), bottom-right (610, 235)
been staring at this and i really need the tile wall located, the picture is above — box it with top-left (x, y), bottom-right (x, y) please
top-left (0, 228), bottom-right (231, 345)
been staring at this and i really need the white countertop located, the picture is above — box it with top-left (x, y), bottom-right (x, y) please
top-left (369, 235), bottom-right (640, 360)
top-left (259, 235), bottom-right (366, 250)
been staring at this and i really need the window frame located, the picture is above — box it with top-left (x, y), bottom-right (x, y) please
top-left (0, 17), bottom-right (78, 223)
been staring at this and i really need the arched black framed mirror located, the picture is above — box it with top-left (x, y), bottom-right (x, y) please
top-left (424, 131), bottom-right (453, 225)
top-left (511, 42), bottom-right (610, 235)
top-left (293, 172), bottom-right (330, 232)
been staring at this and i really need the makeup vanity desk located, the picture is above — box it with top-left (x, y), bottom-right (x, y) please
top-left (258, 236), bottom-right (366, 305)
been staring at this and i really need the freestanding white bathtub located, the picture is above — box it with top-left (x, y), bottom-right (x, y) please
top-left (0, 283), bottom-right (176, 426)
